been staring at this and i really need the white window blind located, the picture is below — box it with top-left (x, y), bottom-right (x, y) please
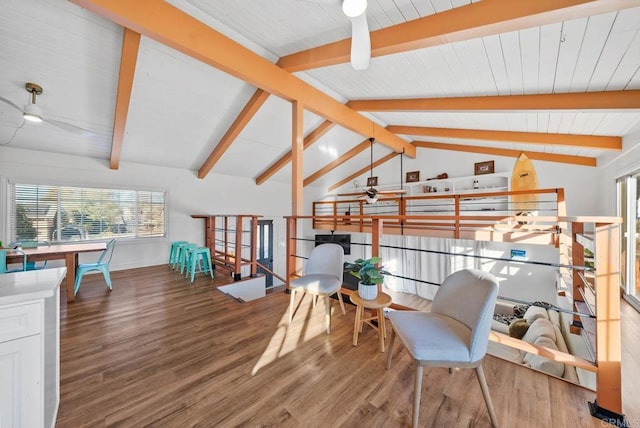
top-left (8, 183), bottom-right (165, 243)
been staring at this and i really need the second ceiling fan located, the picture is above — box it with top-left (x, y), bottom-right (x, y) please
top-left (338, 137), bottom-right (407, 203)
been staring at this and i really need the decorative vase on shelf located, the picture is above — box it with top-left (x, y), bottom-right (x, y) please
top-left (358, 283), bottom-right (378, 300)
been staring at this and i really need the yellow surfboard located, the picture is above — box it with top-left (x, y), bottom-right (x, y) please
top-left (511, 153), bottom-right (538, 213)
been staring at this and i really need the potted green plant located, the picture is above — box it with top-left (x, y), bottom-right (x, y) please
top-left (345, 256), bottom-right (387, 300)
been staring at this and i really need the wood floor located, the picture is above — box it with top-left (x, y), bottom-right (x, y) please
top-left (56, 265), bottom-right (640, 427)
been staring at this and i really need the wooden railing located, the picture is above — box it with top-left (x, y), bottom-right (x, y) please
top-left (192, 214), bottom-right (261, 281)
top-left (285, 207), bottom-right (624, 420)
top-left (313, 188), bottom-right (565, 243)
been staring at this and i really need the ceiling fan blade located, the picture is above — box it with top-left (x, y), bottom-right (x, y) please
top-left (43, 118), bottom-right (101, 137)
top-left (350, 12), bottom-right (370, 70)
top-left (0, 95), bottom-right (22, 113)
top-left (338, 191), bottom-right (366, 197)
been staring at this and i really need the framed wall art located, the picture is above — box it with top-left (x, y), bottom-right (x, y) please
top-left (406, 171), bottom-right (420, 183)
top-left (474, 160), bottom-right (494, 175)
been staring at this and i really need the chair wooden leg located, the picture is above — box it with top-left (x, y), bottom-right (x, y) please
top-left (312, 295), bottom-right (317, 308)
top-left (336, 291), bottom-right (346, 315)
top-left (386, 328), bottom-right (396, 369)
top-left (288, 289), bottom-right (296, 324)
top-left (324, 295), bottom-right (331, 334)
top-left (475, 364), bottom-right (498, 427)
top-left (413, 364), bottom-right (424, 428)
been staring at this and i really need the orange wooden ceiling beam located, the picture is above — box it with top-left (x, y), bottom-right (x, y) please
top-left (348, 91), bottom-right (640, 111)
top-left (255, 120), bottom-right (334, 185)
top-left (388, 126), bottom-right (621, 150)
top-left (328, 152), bottom-right (397, 192)
top-left (304, 139), bottom-right (371, 187)
top-left (278, 0), bottom-right (640, 72)
top-left (110, 28), bottom-right (140, 170)
top-left (71, 0), bottom-right (415, 160)
top-left (413, 141), bottom-right (596, 167)
top-left (198, 89), bottom-right (270, 178)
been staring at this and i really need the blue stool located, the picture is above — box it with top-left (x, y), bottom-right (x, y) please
top-left (178, 243), bottom-right (197, 274)
top-left (186, 247), bottom-right (214, 283)
top-left (169, 241), bottom-right (188, 266)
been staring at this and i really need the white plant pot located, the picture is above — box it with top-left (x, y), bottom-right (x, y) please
top-left (358, 283), bottom-right (378, 300)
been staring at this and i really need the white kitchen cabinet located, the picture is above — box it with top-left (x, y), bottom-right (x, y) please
top-left (0, 268), bottom-right (64, 428)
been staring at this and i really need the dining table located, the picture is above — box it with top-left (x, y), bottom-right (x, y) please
top-left (5, 242), bottom-right (107, 302)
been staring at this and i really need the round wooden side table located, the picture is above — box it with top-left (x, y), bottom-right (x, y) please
top-left (350, 291), bottom-right (392, 352)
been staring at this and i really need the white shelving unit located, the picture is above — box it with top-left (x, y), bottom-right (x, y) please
top-left (404, 172), bottom-right (510, 214)
top-left (338, 172), bottom-right (511, 215)
top-left (406, 172), bottom-right (510, 196)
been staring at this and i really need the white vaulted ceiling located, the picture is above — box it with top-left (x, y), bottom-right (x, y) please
top-left (0, 0), bottom-right (639, 194)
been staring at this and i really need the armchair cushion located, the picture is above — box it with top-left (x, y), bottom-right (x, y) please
top-left (289, 273), bottom-right (341, 295)
top-left (388, 311), bottom-right (473, 364)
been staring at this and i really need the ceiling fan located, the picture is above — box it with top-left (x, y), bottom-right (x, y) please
top-left (338, 137), bottom-right (407, 204)
top-left (0, 82), bottom-right (99, 136)
top-left (304, 0), bottom-right (371, 70)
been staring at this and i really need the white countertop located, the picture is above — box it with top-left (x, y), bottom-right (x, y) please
top-left (0, 268), bottom-right (66, 306)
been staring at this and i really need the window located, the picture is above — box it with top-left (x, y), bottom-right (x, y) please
top-left (9, 183), bottom-right (165, 243)
top-left (617, 175), bottom-right (640, 309)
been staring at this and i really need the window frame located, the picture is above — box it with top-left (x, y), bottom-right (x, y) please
top-left (7, 180), bottom-right (168, 244)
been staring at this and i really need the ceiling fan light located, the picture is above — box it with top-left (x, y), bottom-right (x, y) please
top-left (365, 195), bottom-right (378, 204)
top-left (23, 103), bottom-right (43, 123)
top-left (342, 0), bottom-right (367, 17)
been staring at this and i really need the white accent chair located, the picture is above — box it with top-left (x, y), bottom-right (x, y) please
top-left (288, 243), bottom-right (346, 334)
top-left (386, 269), bottom-right (499, 428)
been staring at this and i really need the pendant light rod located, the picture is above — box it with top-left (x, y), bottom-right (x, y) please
top-left (369, 137), bottom-right (375, 182)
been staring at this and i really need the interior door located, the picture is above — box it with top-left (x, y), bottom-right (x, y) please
top-left (257, 220), bottom-right (273, 288)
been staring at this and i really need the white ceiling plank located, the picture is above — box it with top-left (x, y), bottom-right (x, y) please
top-left (519, 27), bottom-right (540, 94)
top-left (538, 22), bottom-right (563, 94)
top-left (553, 17), bottom-right (589, 93)
top-left (500, 31), bottom-right (525, 95)
top-left (482, 35), bottom-right (511, 96)
top-left (570, 12), bottom-right (617, 92)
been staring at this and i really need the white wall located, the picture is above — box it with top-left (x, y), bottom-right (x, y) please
top-left (597, 128), bottom-right (640, 216)
top-left (0, 146), bottom-right (322, 279)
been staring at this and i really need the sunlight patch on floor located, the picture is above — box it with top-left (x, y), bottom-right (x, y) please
top-left (251, 295), bottom-right (330, 375)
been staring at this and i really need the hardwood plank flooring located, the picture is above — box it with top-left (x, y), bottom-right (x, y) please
top-left (56, 266), bottom-right (640, 427)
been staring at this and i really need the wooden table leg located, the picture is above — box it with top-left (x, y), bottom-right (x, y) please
top-left (65, 253), bottom-right (77, 302)
top-left (353, 304), bottom-right (362, 346)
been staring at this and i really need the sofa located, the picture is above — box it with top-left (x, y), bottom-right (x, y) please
top-left (489, 302), bottom-right (579, 383)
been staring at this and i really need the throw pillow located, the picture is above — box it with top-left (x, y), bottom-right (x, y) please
top-left (508, 319), bottom-right (529, 339)
top-left (523, 305), bottom-right (549, 324)
top-left (523, 336), bottom-right (564, 377)
top-left (521, 318), bottom-right (556, 344)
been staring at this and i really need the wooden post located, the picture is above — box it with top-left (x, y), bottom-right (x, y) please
top-left (372, 218), bottom-right (383, 294)
top-left (250, 216), bottom-right (258, 277)
top-left (292, 100), bottom-right (304, 216)
top-left (206, 216), bottom-right (215, 250)
top-left (570, 221), bottom-right (585, 335)
top-left (286, 217), bottom-right (298, 283)
top-left (592, 222), bottom-right (623, 416)
top-left (454, 195), bottom-right (460, 239)
top-left (234, 216), bottom-right (243, 280)
top-left (224, 216), bottom-right (229, 266)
